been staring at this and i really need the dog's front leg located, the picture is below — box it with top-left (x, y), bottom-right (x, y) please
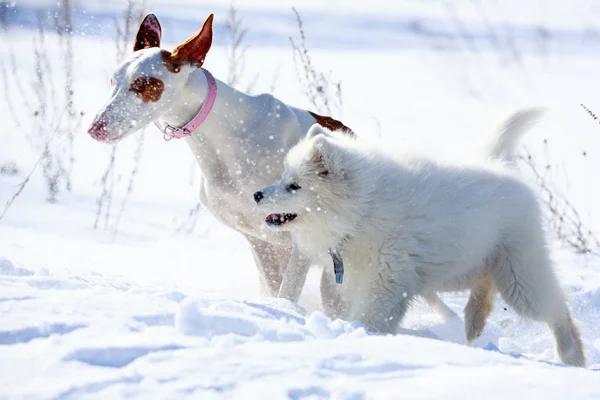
top-left (360, 253), bottom-right (418, 334)
top-left (361, 285), bottom-right (411, 333)
top-left (244, 234), bottom-right (286, 297)
top-left (320, 265), bottom-right (348, 319)
top-left (361, 289), bottom-right (413, 334)
top-left (277, 241), bottom-right (311, 302)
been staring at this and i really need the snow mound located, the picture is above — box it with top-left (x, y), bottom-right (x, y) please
top-left (175, 297), bottom-right (365, 342)
top-left (0, 257), bottom-right (33, 277)
top-left (1, 268), bottom-right (599, 398)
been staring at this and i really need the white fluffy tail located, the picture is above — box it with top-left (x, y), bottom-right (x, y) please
top-left (487, 108), bottom-right (545, 162)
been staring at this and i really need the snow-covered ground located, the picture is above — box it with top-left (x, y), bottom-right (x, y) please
top-left (2, 0), bottom-right (600, 398)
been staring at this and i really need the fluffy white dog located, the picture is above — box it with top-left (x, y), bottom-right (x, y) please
top-left (254, 109), bottom-right (585, 367)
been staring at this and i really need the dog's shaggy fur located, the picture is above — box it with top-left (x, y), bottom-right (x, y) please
top-left (256, 108), bottom-right (585, 367)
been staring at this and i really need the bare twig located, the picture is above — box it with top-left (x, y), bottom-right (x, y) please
top-left (442, 1), bottom-right (480, 56)
top-left (0, 60), bottom-right (22, 129)
top-left (290, 7), bottom-right (343, 117)
top-left (519, 148), bottom-right (600, 255)
top-left (54, 0), bottom-right (76, 190)
top-left (0, 158), bottom-right (44, 222)
top-left (225, 3), bottom-right (249, 88)
top-left (0, 119), bottom-right (64, 221)
top-left (9, 52), bottom-right (32, 113)
top-left (94, 144), bottom-right (118, 230)
top-left (581, 103), bottom-right (600, 124)
top-left (176, 203), bottom-right (202, 234)
top-left (269, 65), bottom-right (281, 94)
top-left (111, 131), bottom-right (146, 238)
top-left (114, 0), bottom-right (146, 61)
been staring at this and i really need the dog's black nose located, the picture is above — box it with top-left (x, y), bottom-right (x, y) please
top-left (253, 191), bottom-right (264, 204)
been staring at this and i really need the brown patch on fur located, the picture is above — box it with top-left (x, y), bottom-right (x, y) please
top-left (160, 50), bottom-right (181, 73)
top-left (129, 77), bottom-right (165, 103)
top-left (308, 111), bottom-right (353, 135)
top-left (464, 269), bottom-right (496, 343)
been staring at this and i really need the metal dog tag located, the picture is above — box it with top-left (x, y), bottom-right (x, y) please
top-left (329, 249), bottom-right (344, 284)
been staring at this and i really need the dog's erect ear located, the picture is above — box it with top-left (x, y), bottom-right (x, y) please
top-left (170, 14), bottom-right (214, 68)
top-left (133, 14), bottom-right (162, 52)
top-left (306, 124), bottom-right (331, 140)
top-left (310, 134), bottom-right (340, 178)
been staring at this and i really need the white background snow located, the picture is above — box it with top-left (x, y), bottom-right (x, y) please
top-left (2, 0), bottom-right (600, 398)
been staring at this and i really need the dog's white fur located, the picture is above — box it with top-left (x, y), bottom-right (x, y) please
top-left (87, 14), bottom-right (341, 306)
top-left (87, 14), bottom-right (457, 321)
top-left (256, 109), bottom-right (585, 367)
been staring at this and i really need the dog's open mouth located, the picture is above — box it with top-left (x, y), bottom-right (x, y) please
top-left (265, 213), bottom-right (297, 226)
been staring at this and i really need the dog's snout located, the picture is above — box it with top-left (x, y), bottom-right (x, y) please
top-left (253, 191), bottom-right (264, 204)
top-left (88, 119), bottom-right (108, 141)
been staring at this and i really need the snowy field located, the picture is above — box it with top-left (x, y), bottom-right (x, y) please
top-left (2, 0), bottom-right (600, 398)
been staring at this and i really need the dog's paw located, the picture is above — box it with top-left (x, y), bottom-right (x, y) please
top-left (465, 312), bottom-right (487, 344)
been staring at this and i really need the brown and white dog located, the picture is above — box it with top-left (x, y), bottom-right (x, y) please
top-left (87, 13), bottom-right (453, 319)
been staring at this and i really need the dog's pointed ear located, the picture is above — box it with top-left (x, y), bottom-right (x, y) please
top-left (310, 134), bottom-right (339, 178)
top-left (170, 14), bottom-right (214, 68)
top-left (133, 14), bottom-right (162, 52)
top-left (306, 124), bottom-right (331, 140)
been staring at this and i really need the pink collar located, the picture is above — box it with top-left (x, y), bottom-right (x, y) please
top-left (154, 68), bottom-right (217, 141)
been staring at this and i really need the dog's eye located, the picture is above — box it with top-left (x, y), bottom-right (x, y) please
top-left (288, 183), bottom-right (301, 192)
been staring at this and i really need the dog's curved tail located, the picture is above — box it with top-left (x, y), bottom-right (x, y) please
top-left (487, 108), bottom-right (545, 162)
